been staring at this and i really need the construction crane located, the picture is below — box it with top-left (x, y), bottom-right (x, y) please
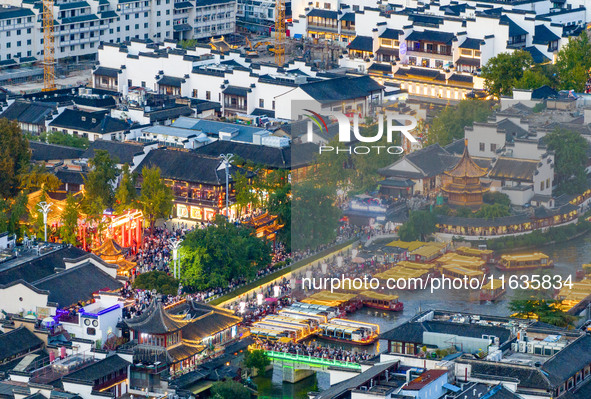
top-left (42, 0), bottom-right (56, 91)
top-left (274, 0), bottom-right (285, 67)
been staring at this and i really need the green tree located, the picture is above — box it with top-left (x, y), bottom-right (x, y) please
top-left (509, 290), bottom-right (577, 328)
top-left (0, 119), bottom-right (30, 198)
top-left (481, 50), bottom-right (534, 97)
top-left (244, 349), bottom-right (270, 375)
top-left (233, 170), bottom-right (256, 216)
top-left (60, 193), bottom-right (80, 245)
top-left (474, 203), bottom-right (510, 219)
top-left (82, 150), bottom-right (119, 215)
top-left (39, 131), bottom-right (90, 149)
top-left (555, 31), bottom-right (591, 92)
top-left (291, 180), bottom-right (341, 251)
top-left (115, 164), bottom-right (137, 213)
top-left (398, 210), bottom-right (436, 241)
top-left (8, 192), bottom-right (28, 238)
top-left (180, 215), bottom-right (272, 290)
top-left (483, 191), bottom-right (511, 207)
top-left (514, 68), bottom-right (554, 90)
top-left (268, 182), bottom-right (291, 250)
top-left (133, 271), bottom-right (179, 295)
top-left (28, 191), bottom-right (49, 240)
top-left (543, 128), bottom-right (589, 194)
top-left (139, 166), bottom-right (174, 232)
top-left (427, 100), bottom-right (495, 146)
top-left (19, 163), bottom-right (61, 194)
top-left (210, 379), bottom-right (251, 399)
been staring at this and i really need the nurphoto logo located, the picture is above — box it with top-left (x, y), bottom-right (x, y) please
top-left (304, 110), bottom-right (419, 155)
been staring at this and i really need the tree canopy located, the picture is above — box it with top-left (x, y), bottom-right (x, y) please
top-left (509, 289), bottom-right (577, 328)
top-left (291, 180), bottom-right (341, 251)
top-left (115, 164), bottom-right (138, 213)
top-left (426, 100), bottom-right (495, 146)
top-left (543, 128), bottom-right (589, 195)
top-left (133, 271), bottom-right (179, 296)
top-left (0, 119), bottom-right (30, 199)
top-left (39, 130), bottom-right (90, 149)
top-left (60, 193), bottom-right (80, 245)
top-left (211, 379), bottom-right (251, 399)
top-left (244, 349), bottom-right (270, 375)
top-left (481, 50), bottom-right (534, 97)
top-left (398, 210), bottom-right (436, 241)
top-left (555, 31), bottom-right (591, 92)
top-left (139, 166), bottom-right (174, 231)
top-left (180, 215), bottom-right (272, 290)
top-left (82, 150), bottom-right (119, 216)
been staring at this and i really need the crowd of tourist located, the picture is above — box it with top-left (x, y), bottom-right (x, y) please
top-left (258, 341), bottom-right (374, 363)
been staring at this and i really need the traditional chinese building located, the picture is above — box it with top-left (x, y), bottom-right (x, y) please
top-left (123, 297), bottom-right (241, 385)
top-left (92, 237), bottom-right (137, 278)
top-left (245, 212), bottom-right (284, 244)
top-left (441, 141), bottom-right (489, 207)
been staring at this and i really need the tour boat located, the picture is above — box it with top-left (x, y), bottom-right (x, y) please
top-left (479, 279), bottom-right (506, 302)
top-left (316, 318), bottom-right (380, 345)
top-left (359, 291), bottom-right (404, 312)
top-left (497, 253), bottom-right (553, 271)
top-left (455, 246), bottom-right (495, 264)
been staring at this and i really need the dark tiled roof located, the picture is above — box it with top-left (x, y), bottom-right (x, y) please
top-left (0, 100), bottom-right (56, 125)
top-left (60, 14), bottom-right (98, 24)
top-left (456, 57), bottom-right (481, 67)
top-left (437, 213), bottom-right (532, 228)
top-left (73, 95), bottom-right (117, 109)
top-left (136, 149), bottom-right (240, 185)
top-left (0, 327), bottom-right (44, 362)
top-left (379, 144), bottom-right (454, 178)
top-left (0, 7), bottom-right (34, 20)
top-left (168, 300), bottom-right (241, 341)
top-left (63, 355), bottom-right (130, 384)
top-left (173, 23), bottom-right (192, 32)
top-left (488, 158), bottom-right (538, 182)
top-left (444, 139), bottom-right (465, 155)
top-left (533, 25), bottom-right (560, 45)
top-left (190, 99), bottom-right (221, 112)
top-left (299, 75), bottom-right (383, 103)
top-left (380, 28), bottom-right (402, 39)
top-left (223, 86), bottom-right (249, 96)
top-left (49, 109), bottom-right (131, 134)
top-left (307, 9), bottom-right (338, 19)
top-left (340, 12), bottom-right (354, 22)
top-left (531, 85), bottom-right (558, 99)
top-left (147, 106), bottom-right (193, 123)
top-left (93, 66), bottom-right (120, 78)
top-left (368, 63), bottom-right (392, 74)
top-left (458, 358), bottom-right (552, 389)
top-left (524, 46), bottom-right (550, 64)
top-left (542, 334), bottom-right (591, 386)
top-left (29, 141), bottom-right (85, 162)
top-left (348, 36), bottom-right (373, 52)
top-left (55, 168), bottom-right (87, 185)
top-left (381, 320), bottom-right (511, 343)
top-left (157, 75), bottom-right (185, 87)
top-left (250, 108), bottom-right (275, 118)
top-left (497, 118), bottom-right (529, 141)
top-left (33, 261), bottom-right (122, 308)
top-left (195, 140), bottom-right (289, 169)
top-left (124, 298), bottom-right (187, 334)
top-left (406, 29), bottom-right (455, 44)
top-left (82, 140), bottom-right (145, 165)
top-left (448, 74), bottom-right (474, 84)
top-left (59, 1), bottom-right (89, 10)
top-left (500, 15), bottom-right (528, 37)
top-left (173, 1), bottom-right (193, 8)
top-left (0, 246), bottom-right (87, 285)
top-left (459, 37), bottom-right (484, 49)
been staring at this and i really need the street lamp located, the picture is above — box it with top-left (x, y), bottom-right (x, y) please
top-left (37, 201), bottom-right (52, 242)
top-left (219, 153), bottom-right (234, 220)
top-left (169, 237), bottom-right (183, 279)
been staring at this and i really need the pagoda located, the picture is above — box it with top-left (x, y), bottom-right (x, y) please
top-left (441, 140), bottom-right (489, 207)
top-left (92, 237), bottom-right (137, 277)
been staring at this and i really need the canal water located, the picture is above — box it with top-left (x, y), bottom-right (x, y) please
top-left (254, 234), bottom-right (591, 398)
